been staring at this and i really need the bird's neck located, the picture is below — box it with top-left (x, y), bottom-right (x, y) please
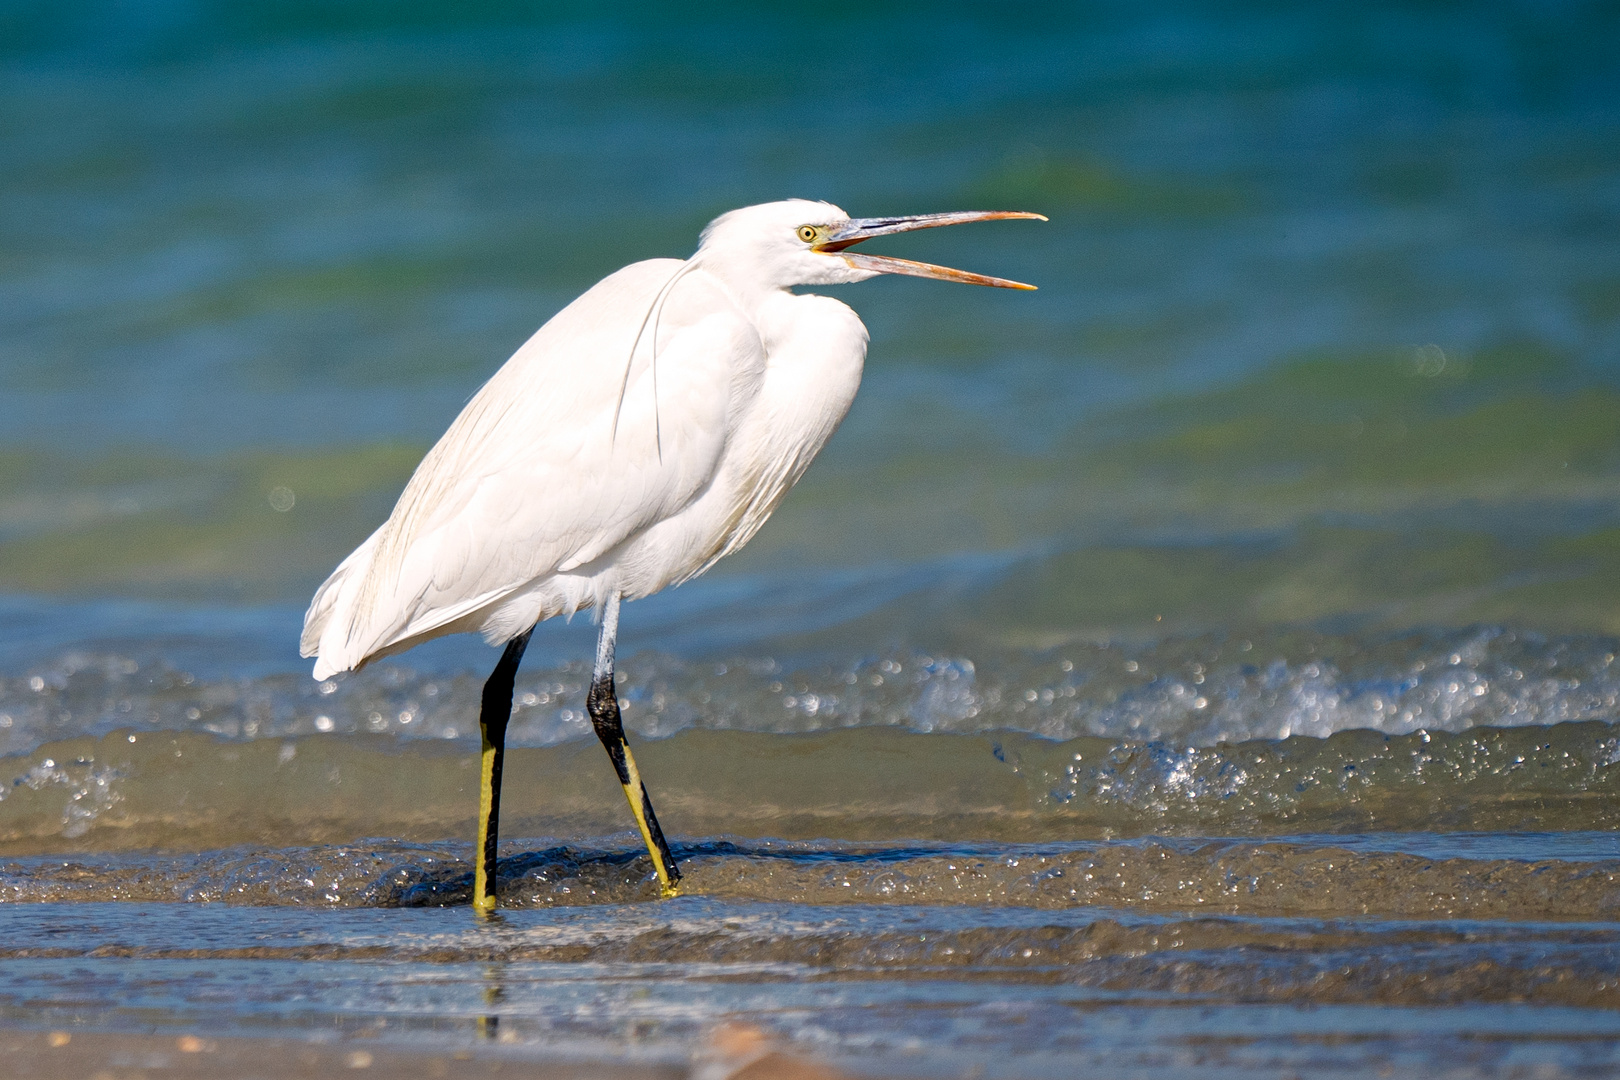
top-left (686, 253), bottom-right (808, 316)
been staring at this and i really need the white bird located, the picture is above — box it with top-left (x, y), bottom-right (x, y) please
top-left (300, 199), bottom-right (1043, 911)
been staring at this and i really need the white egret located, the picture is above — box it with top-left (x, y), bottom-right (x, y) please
top-left (301, 199), bottom-right (1044, 911)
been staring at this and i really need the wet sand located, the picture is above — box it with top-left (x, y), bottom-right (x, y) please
top-left (1, 1027), bottom-right (857, 1080)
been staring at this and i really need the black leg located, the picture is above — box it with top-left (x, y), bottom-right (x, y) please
top-left (586, 669), bottom-right (682, 894)
top-left (474, 628), bottom-right (532, 914)
top-left (588, 592), bottom-right (681, 895)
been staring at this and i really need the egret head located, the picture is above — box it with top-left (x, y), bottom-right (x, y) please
top-left (697, 199), bottom-right (1045, 292)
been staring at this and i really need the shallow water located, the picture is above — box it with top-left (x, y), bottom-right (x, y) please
top-left (3, 2), bottom-right (1620, 1076)
top-left (5, 834), bottom-right (1620, 918)
top-left (5, 623), bottom-right (1619, 855)
top-left (5, 892), bottom-right (1620, 1077)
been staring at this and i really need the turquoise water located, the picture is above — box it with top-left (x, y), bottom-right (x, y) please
top-left (3, 2), bottom-right (1620, 1075)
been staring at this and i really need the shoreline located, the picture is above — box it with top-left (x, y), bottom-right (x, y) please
top-left (1, 1027), bottom-right (859, 1080)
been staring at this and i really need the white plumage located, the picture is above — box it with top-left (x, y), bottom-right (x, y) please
top-left (302, 200), bottom-right (1040, 680)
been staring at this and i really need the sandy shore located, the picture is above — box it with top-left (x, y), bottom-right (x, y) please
top-left (1, 1027), bottom-right (858, 1080)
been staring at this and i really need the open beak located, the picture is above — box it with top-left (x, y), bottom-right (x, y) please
top-left (814, 210), bottom-right (1047, 290)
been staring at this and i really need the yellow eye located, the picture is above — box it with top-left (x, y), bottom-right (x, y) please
top-left (797, 225), bottom-right (818, 243)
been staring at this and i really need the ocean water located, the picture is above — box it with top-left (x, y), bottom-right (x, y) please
top-left (3, 2), bottom-right (1620, 1076)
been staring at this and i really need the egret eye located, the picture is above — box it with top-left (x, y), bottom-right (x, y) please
top-left (797, 225), bottom-right (818, 244)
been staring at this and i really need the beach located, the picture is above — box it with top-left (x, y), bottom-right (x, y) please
top-left (3, 2), bottom-right (1619, 1076)
top-left (7, 1030), bottom-right (686, 1080)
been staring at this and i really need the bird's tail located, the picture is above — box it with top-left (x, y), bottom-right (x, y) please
top-left (300, 525), bottom-right (385, 679)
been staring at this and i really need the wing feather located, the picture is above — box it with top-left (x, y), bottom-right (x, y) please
top-left (303, 259), bottom-right (764, 676)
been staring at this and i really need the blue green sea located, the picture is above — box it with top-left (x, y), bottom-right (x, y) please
top-left (3, 2), bottom-right (1620, 1077)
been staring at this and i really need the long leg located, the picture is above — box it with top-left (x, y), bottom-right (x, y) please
top-left (586, 592), bottom-right (682, 897)
top-left (474, 628), bottom-right (533, 915)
